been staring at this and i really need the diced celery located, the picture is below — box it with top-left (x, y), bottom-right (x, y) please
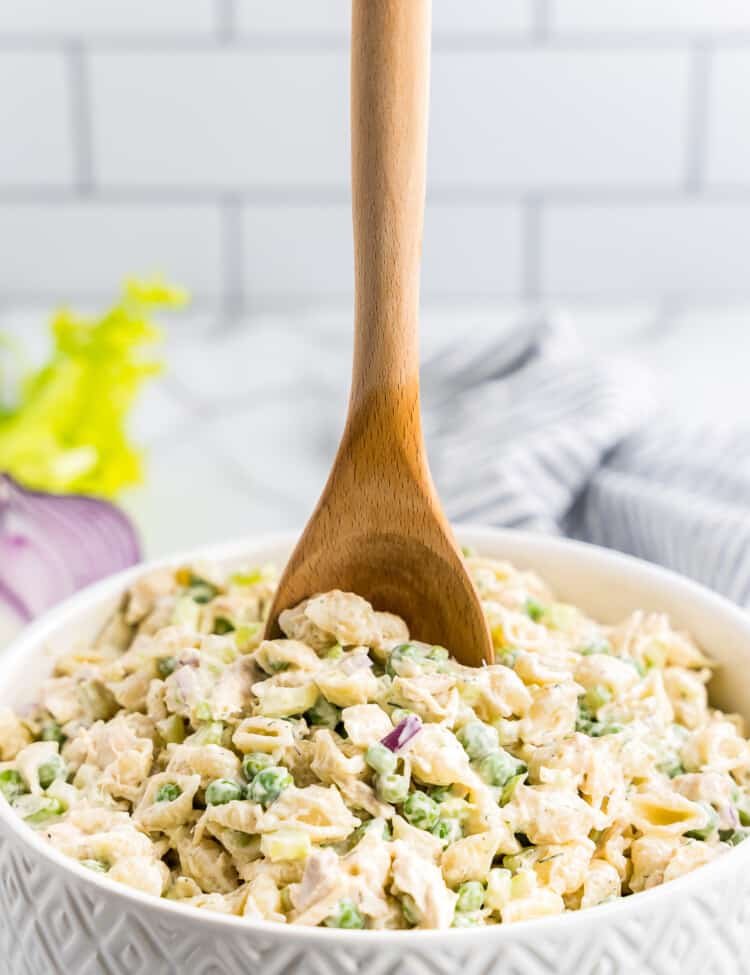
top-left (172, 596), bottom-right (201, 629)
top-left (485, 868), bottom-right (512, 911)
top-left (260, 828), bottom-right (311, 862)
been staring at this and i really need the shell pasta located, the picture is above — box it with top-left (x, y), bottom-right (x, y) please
top-left (0, 555), bottom-right (748, 930)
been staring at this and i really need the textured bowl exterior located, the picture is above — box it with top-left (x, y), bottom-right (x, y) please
top-left (2, 529), bottom-right (750, 975)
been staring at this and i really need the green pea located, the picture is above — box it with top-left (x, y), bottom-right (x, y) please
top-left (402, 791), bottom-right (440, 831)
top-left (0, 769), bottom-right (28, 802)
top-left (25, 796), bottom-right (66, 825)
top-left (365, 743), bottom-right (398, 776)
top-left (80, 859), bottom-right (109, 873)
top-left (40, 721), bottom-right (66, 746)
top-left (657, 757), bottom-right (685, 779)
top-left (432, 818), bottom-right (463, 845)
top-left (155, 782), bottom-right (182, 803)
top-left (386, 643), bottom-right (424, 677)
top-left (157, 656), bottom-right (178, 679)
top-left (205, 778), bottom-right (244, 806)
top-left (457, 721), bottom-right (499, 760)
top-left (583, 685), bottom-right (612, 714)
top-left (576, 704), bottom-right (623, 738)
top-left (306, 696), bottom-right (341, 729)
top-left (455, 881), bottom-right (485, 913)
top-left (478, 749), bottom-right (525, 788)
top-left (212, 617), bottom-right (235, 635)
top-left (390, 708), bottom-right (415, 726)
top-left (325, 644), bottom-right (344, 660)
top-left (323, 898), bottom-right (365, 929)
top-left (686, 804), bottom-right (718, 841)
top-left (580, 641), bottom-right (612, 656)
top-left (427, 786), bottom-right (452, 803)
top-left (187, 576), bottom-right (217, 604)
top-left (247, 766), bottom-right (293, 807)
top-left (387, 643), bottom-right (446, 678)
top-left (401, 894), bottom-right (420, 926)
top-left (524, 598), bottom-right (545, 622)
top-left (38, 754), bottom-right (66, 790)
top-left (242, 752), bottom-right (274, 780)
top-left (375, 773), bottom-right (409, 805)
top-left (589, 721), bottom-right (624, 738)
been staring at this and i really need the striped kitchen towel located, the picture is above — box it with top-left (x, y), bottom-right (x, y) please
top-left (424, 316), bottom-right (750, 608)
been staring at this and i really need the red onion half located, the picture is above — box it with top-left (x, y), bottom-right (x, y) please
top-left (0, 474), bottom-right (140, 623)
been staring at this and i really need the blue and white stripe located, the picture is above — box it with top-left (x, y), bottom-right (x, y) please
top-left (423, 319), bottom-right (750, 608)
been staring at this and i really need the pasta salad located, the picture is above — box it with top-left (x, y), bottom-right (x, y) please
top-left (0, 555), bottom-right (748, 930)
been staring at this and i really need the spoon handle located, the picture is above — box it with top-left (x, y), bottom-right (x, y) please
top-left (350, 0), bottom-right (431, 427)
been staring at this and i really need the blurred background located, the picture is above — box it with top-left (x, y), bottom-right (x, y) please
top-left (1, 0), bottom-right (749, 560)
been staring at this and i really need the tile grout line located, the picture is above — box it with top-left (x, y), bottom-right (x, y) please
top-left (522, 196), bottom-right (542, 301)
top-left (220, 195), bottom-right (245, 326)
top-left (4, 34), bottom-right (750, 52)
top-left (66, 41), bottom-right (94, 193)
top-left (3, 291), bottom-right (750, 312)
top-left (685, 41), bottom-right (712, 193)
top-left (5, 186), bottom-right (750, 206)
top-left (533, 0), bottom-right (551, 41)
top-left (215, 0), bottom-right (237, 43)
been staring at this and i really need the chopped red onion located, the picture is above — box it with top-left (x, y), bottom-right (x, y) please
top-left (723, 803), bottom-right (740, 830)
top-left (0, 474), bottom-right (140, 622)
top-left (381, 713), bottom-right (422, 752)
top-left (178, 650), bottom-right (201, 668)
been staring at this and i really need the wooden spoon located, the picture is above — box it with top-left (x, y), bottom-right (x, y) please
top-left (265, 0), bottom-right (493, 668)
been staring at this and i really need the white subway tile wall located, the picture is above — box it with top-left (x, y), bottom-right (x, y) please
top-left (0, 0), bottom-right (216, 37)
top-left (235, 0), bottom-right (349, 38)
top-left (0, 0), bottom-right (748, 310)
top-left (0, 53), bottom-right (74, 186)
top-left (543, 203), bottom-right (750, 298)
top-left (241, 203), bottom-right (523, 303)
top-left (428, 51), bottom-right (691, 188)
top-left (235, 1), bottom-right (532, 38)
top-left (90, 51), bottom-right (350, 188)
top-left (0, 203), bottom-right (223, 301)
top-left (708, 50), bottom-right (750, 186)
top-left (551, 0), bottom-right (750, 33)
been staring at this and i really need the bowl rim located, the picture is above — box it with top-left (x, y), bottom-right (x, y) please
top-left (2, 524), bottom-right (750, 946)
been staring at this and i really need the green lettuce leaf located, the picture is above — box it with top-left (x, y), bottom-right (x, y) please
top-left (0, 277), bottom-right (187, 498)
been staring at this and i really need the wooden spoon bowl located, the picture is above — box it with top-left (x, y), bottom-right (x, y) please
top-left (265, 0), bottom-right (493, 668)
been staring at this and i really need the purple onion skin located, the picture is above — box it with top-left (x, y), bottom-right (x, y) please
top-left (381, 713), bottom-right (423, 752)
top-left (0, 473), bottom-right (141, 622)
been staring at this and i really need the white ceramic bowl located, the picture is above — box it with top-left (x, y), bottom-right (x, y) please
top-left (2, 528), bottom-right (750, 975)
